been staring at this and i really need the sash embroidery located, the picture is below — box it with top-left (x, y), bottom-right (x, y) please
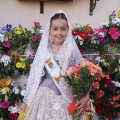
top-left (45, 57), bottom-right (61, 89)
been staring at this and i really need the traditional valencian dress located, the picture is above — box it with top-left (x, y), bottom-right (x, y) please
top-left (24, 47), bottom-right (85, 120)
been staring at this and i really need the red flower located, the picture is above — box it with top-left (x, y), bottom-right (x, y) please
top-left (96, 106), bottom-right (104, 116)
top-left (86, 25), bottom-right (94, 34)
top-left (79, 32), bottom-right (88, 40)
top-left (72, 31), bottom-right (80, 36)
top-left (67, 100), bottom-right (78, 115)
top-left (7, 52), bottom-right (12, 56)
top-left (117, 112), bottom-right (120, 117)
top-left (95, 90), bottom-right (105, 98)
top-left (93, 82), bottom-right (100, 89)
top-left (14, 55), bottom-right (19, 60)
top-left (8, 113), bottom-right (18, 120)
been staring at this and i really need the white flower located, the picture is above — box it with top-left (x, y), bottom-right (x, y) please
top-left (8, 106), bottom-right (19, 113)
top-left (11, 106), bottom-right (18, 114)
top-left (98, 32), bottom-right (106, 37)
top-left (113, 18), bottom-right (120, 23)
top-left (21, 89), bottom-right (26, 96)
top-left (118, 60), bottom-right (120, 64)
top-left (0, 55), bottom-right (11, 66)
top-left (39, 29), bottom-right (44, 34)
top-left (100, 22), bottom-right (109, 28)
top-left (95, 56), bottom-right (101, 62)
top-left (80, 41), bottom-right (83, 45)
top-left (73, 23), bottom-right (81, 29)
top-left (12, 87), bottom-right (20, 94)
top-left (91, 40), bottom-right (97, 44)
top-left (0, 33), bottom-right (5, 42)
top-left (75, 35), bottom-right (83, 41)
top-left (112, 81), bottom-right (120, 87)
top-left (8, 106), bottom-right (13, 112)
top-left (112, 20), bottom-right (117, 24)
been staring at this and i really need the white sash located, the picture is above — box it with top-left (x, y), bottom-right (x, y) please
top-left (44, 50), bottom-right (62, 91)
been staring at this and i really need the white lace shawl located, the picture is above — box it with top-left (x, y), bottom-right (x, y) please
top-left (23, 10), bottom-right (84, 105)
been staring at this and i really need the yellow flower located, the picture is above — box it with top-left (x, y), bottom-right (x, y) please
top-left (16, 62), bottom-right (22, 68)
top-left (8, 33), bottom-right (12, 39)
top-left (0, 79), bottom-right (11, 94)
top-left (21, 62), bottom-right (26, 69)
top-left (1, 87), bottom-right (10, 94)
top-left (19, 57), bottom-right (26, 62)
top-left (117, 10), bottom-right (120, 18)
top-left (22, 27), bottom-right (26, 33)
top-left (14, 28), bottom-right (22, 34)
top-left (5, 95), bottom-right (8, 101)
top-left (30, 63), bottom-right (32, 67)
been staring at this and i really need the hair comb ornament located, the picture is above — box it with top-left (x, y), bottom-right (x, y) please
top-left (55, 10), bottom-right (64, 14)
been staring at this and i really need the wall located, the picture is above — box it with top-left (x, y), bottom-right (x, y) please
top-left (0, 0), bottom-right (120, 30)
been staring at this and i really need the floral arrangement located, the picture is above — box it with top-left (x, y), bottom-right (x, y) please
top-left (93, 10), bottom-right (120, 55)
top-left (0, 53), bottom-right (33, 78)
top-left (30, 22), bottom-right (44, 54)
top-left (0, 78), bottom-right (26, 120)
top-left (90, 55), bottom-right (120, 120)
top-left (0, 24), bottom-right (31, 55)
top-left (64, 60), bottom-right (103, 120)
top-left (72, 24), bottom-right (95, 54)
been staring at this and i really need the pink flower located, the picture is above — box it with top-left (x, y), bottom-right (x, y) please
top-left (37, 35), bottom-right (42, 41)
top-left (8, 113), bottom-right (18, 120)
top-left (66, 67), bottom-right (73, 76)
top-left (34, 22), bottom-right (40, 28)
top-left (95, 28), bottom-right (107, 36)
top-left (72, 66), bottom-right (80, 74)
top-left (1, 101), bottom-right (11, 109)
top-left (109, 27), bottom-right (120, 40)
top-left (32, 36), bottom-right (37, 41)
top-left (2, 41), bottom-right (11, 48)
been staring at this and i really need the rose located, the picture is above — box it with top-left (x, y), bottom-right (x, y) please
top-left (93, 82), bottom-right (100, 89)
top-left (8, 113), bottom-right (18, 120)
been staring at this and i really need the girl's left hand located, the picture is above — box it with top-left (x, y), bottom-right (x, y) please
top-left (76, 93), bottom-right (90, 115)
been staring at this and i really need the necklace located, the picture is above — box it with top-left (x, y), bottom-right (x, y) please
top-left (49, 46), bottom-right (59, 61)
top-left (52, 41), bottom-right (63, 46)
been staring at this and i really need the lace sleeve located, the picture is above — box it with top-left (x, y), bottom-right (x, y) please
top-left (69, 46), bottom-right (84, 67)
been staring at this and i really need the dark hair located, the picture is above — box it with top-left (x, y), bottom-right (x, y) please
top-left (50, 13), bottom-right (68, 27)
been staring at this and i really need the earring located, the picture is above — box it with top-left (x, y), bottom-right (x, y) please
top-left (49, 34), bottom-right (53, 44)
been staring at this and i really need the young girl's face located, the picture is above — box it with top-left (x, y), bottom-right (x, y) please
top-left (50, 19), bottom-right (69, 45)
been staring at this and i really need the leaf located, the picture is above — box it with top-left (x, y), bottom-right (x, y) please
top-left (108, 45), bottom-right (117, 54)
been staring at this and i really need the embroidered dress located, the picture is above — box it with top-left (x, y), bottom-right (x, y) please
top-left (24, 86), bottom-right (72, 120)
top-left (23, 48), bottom-right (84, 120)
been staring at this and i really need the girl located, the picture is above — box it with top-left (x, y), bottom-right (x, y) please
top-left (18, 10), bottom-right (89, 120)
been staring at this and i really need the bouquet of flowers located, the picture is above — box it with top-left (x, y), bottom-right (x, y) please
top-left (0, 78), bottom-right (26, 120)
top-left (90, 55), bottom-right (120, 119)
top-left (64, 60), bottom-right (103, 120)
top-left (0, 53), bottom-right (33, 78)
top-left (72, 24), bottom-right (96, 54)
top-left (1, 24), bottom-right (31, 55)
top-left (30, 22), bottom-right (44, 54)
top-left (0, 28), bottom-right (11, 54)
top-left (93, 10), bottom-right (120, 55)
